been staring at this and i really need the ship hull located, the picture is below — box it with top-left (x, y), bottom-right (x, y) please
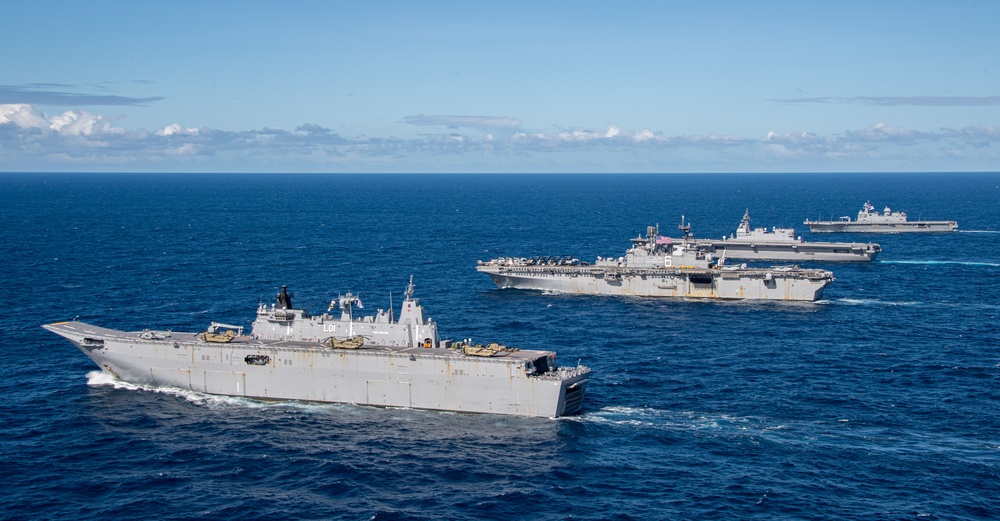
top-left (804, 221), bottom-right (957, 233)
top-left (696, 240), bottom-right (879, 262)
top-left (477, 265), bottom-right (831, 302)
top-left (43, 322), bottom-right (589, 418)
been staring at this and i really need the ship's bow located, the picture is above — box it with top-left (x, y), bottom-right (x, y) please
top-left (476, 265), bottom-right (507, 287)
top-left (42, 321), bottom-right (110, 365)
top-left (43, 321), bottom-right (91, 346)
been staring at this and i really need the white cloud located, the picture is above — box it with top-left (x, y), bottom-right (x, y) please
top-left (558, 128), bottom-right (602, 142)
top-left (156, 123), bottom-right (199, 136)
top-left (840, 122), bottom-right (925, 144)
top-left (48, 110), bottom-right (121, 136)
top-left (632, 129), bottom-right (655, 142)
top-left (0, 104), bottom-right (48, 129)
top-left (0, 103), bottom-right (121, 136)
top-left (765, 130), bottom-right (824, 146)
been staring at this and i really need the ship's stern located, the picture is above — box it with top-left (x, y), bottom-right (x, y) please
top-left (558, 369), bottom-right (590, 416)
top-left (544, 365), bottom-right (591, 417)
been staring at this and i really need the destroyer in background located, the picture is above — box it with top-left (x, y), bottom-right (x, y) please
top-left (43, 278), bottom-right (590, 418)
top-left (804, 201), bottom-right (958, 233)
top-left (477, 222), bottom-right (835, 302)
top-left (694, 209), bottom-right (880, 262)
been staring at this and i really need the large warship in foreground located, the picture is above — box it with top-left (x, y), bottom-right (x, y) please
top-left (477, 222), bottom-right (835, 302)
top-left (804, 201), bottom-right (958, 233)
top-left (693, 210), bottom-right (881, 262)
top-left (43, 278), bottom-right (590, 418)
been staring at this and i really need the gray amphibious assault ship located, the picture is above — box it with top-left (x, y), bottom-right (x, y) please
top-left (43, 278), bottom-right (591, 418)
top-left (477, 222), bottom-right (835, 302)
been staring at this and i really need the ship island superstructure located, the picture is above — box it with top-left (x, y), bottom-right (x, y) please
top-left (43, 278), bottom-right (590, 418)
top-left (804, 201), bottom-right (958, 233)
top-left (693, 209), bottom-right (881, 262)
top-left (477, 222), bottom-right (835, 302)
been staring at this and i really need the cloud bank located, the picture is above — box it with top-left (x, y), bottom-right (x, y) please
top-left (1, 104), bottom-right (997, 173)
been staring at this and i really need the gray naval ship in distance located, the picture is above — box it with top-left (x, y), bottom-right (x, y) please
top-left (693, 209), bottom-right (881, 262)
top-left (804, 201), bottom-right (958, 233)
top-left (43, 278), bottom-right (591, 418)
top-left (477, 221), bottom-right (835, 302)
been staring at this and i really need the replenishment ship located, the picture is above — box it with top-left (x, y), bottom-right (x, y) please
top-left (694, 209), bottom-right (880, 262)
top-left (804, 201), bottom-right (958, 233)
top-left (43, 278), bottom-right (590, 418)
top-left (477, 223), bottom-right (835, 302)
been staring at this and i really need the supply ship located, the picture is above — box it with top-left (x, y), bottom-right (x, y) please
top-left (43, 278), bottom-right (590, 418)
top-left (804, 201), bottom-right (958, 233)
top-left (477, 223), bottom-right (835, 302)
top-left (694, 209), bottom-right (880, 262)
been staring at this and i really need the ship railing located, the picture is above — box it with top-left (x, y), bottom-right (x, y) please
top-left (531, 364), bottom-right (591, 381)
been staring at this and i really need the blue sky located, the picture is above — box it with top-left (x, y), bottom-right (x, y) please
top-left (2, 1), bottom-right (998, 173)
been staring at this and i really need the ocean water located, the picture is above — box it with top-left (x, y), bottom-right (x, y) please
top-left (1, 172), bottom-right (999, 520)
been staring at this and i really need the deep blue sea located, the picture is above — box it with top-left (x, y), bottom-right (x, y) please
top-left (2, 172), bottom-right (999, 520)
